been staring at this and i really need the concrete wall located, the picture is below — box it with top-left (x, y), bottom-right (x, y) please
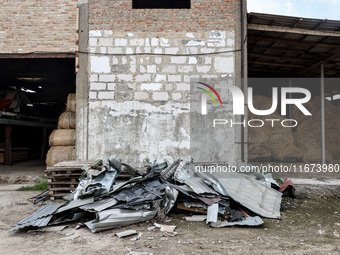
top-left (0, 0), bottom-right (78, 53)
top-left (78, 0), bottom-right (246, 166)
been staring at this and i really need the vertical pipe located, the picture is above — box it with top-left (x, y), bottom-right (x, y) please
top-left (321, 62), bottom-right (325, 164)
top-left (240, 0), bottom-right (245, 162)
top-left (288, 78), bottom-right (292, 120)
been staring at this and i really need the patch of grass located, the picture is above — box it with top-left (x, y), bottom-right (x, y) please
top-left (17, 178), bottom-right (48, 191)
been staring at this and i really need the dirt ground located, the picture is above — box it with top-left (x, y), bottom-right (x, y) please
top-left (0, 182), bottom-right (339, 255)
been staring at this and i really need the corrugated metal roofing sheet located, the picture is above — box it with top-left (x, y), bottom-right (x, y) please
top-left (80, 198), bottom-right (118, 212)
top-left (184, 177), bottom-right (219, 195)
top-left (55, 197), bottom-right (95, 214)
top-left (11, 203), bottom-right (64, 231)
top-left (197, 172), bottom-right (282, 219)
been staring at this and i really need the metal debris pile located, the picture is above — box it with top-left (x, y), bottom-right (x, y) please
top-left (11, 155), bottom-right (294, 233)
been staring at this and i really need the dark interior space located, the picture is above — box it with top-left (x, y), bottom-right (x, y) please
top-left (133, 0), bottom-right (190, 9)
top-left (247, 12), bottom-right (340, 97)
top-left (0, 57), bottom-right (75, 165)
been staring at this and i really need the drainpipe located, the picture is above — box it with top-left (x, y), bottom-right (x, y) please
top-left (321, 62), bottom-right (325, 164)
top-left (240, 0), bottom-right (245, 162)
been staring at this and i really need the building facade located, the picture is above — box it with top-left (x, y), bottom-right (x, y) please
top-left (77, 0), bottom-right (247, 166)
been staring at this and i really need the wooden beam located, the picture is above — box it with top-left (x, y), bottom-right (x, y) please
top-left (248, 24), bottom-right (340, 37)
top-left (248, 61), bottom-right (305, 68)
top-left (249, 67), bottom-right (296, 74)
top-left (5, 125), bottom-right (11, 165)
top-left (0, 53), bottom-right (75, 59)
top-left (248, 35), bottom-right (340, 48)
top-left (299, 54), bottom-right (340, 74)
top-left (0, 119), bottom-right (56, 128)
top-left (248, 45), bottom-right (307, 54)
top-left (248, 52), bottom-right (311, 62)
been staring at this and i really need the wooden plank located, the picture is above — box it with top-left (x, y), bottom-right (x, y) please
top-left (177, 204), bottom-right (207, 214)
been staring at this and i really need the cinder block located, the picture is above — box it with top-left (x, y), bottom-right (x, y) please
top-left (165, 47), bottom-right (179, 54)
top-left (147, 65), bottom-right (157, 73)
top-left (168, 75), bottom-right (181, 82)
top-left (171, 56), bottom-right (187, 64)
top-left (178, 66), bottom-right (193, 73)
top-left (89, 30), bottom-right (102, 37)
top-left (134, 91), bottom-right (149, 100)
top-left (141, 83), bottom-right (163, 91)
top-left (117, 74), bottom-right (133, 82)
top-left (151, 38), bottom-right (159, 46)
top-left (115, 38), bottom-right (128, 46)
top-left (172, 93), bottom-right (182, 100)
top-left (90, 82), bottom-right (106, 90)
top-left (98, 91), bottom-right (115, 100)
top-left (154, 74), bottom-right (166, 82)
top-left (98, 38), bottom-right (113, 47)
top-left (197, 65), bottom-right (211, 73)
top-left (176, 83), bottom-right (191, 91)
top-left (99, 74), bottom-right (115, 82)
top-left (152, 92), bottom-right (169, 101)
top-left (90, 56), bottom-right (110, 73)
top-left (89, 91), bottom-right (97, 99)
top-left (136, 74), bottom-right (152, 82)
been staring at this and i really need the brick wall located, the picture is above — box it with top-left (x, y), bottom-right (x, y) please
top-left (0, 0), bottom-right (78, 53)
top-left (89, 0), bottom-right (237, 31)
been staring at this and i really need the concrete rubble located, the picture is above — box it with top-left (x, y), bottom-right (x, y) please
top-left (11, 155), bottom-right (294, 234)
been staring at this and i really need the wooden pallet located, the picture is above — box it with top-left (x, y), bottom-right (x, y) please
top-left (46, 160), bottom-right (137, 200)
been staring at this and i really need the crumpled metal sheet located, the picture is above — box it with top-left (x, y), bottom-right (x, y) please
top-left (144, 161), bottom-right (168, 180)
top-left (55, 197), bottom-right (94, 214)
top-left (173, 160), bottom-right (195, 183)
top-left (161, 158), bottom-right (181, 181)
top-left (198, 171), bottom-right (282, 219)
top-left (206, 203), bottom-right (219, 225)
top-left (184, 177), bottom-right (219, 195)
top-left (80, 198), bottom-right (119, 212)
top-left (159, 186), bottom-right (179, 215)
top-left (51, 212), bottom-right (88, 225)
top-left (122, 162), bottom-right (146, 176)
top-left (10, 203), bottom-right (64, 231)
top-left (211, 216), bottom-right (264, 227)
top-left (115, 180), bottom-right (167, 205)
top-left (73, 155), bottom-right (122, 199)
top-left (85, 208), bottom-right (157, 233)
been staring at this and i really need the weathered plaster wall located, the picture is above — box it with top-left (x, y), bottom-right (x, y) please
top-left (76, 0), bottom-right (246, 166)
top-left (86, 30), bottom-right (236, 165)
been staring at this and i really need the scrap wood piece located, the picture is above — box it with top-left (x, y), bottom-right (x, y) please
top-left (177, 204), bottom-right (207, 214)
